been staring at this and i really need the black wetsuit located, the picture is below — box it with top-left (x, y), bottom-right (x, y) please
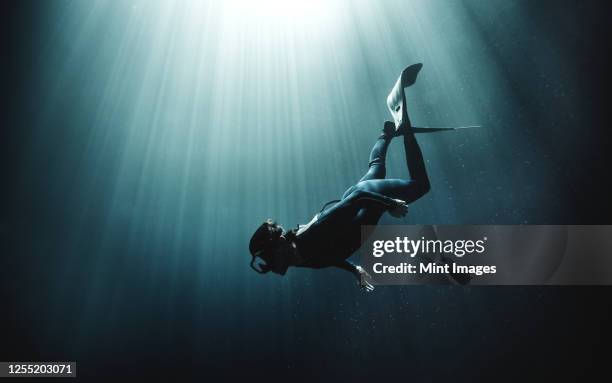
top-left (294, 130), bottom-right (430, 271)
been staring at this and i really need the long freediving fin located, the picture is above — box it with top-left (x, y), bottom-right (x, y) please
top-left (386, 63), bottom-right (423, 131)
top-left (410, 125), bottom-right (482, 133)
top-left (387, 64), bottom-right (481, 134)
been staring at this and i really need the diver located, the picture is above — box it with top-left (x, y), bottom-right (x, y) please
top-left (248, 63), bottom-right (430, 291)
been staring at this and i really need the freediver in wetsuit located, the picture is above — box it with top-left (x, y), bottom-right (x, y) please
top-left (249, 63), bottom-right (430, 291)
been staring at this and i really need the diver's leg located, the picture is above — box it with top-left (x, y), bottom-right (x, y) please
top-left (386, 62), bottom-right (429, 192)
top-left (359, 179), bottom-right (423, 204)
top-left (356, 132), bottom-right (430, 203)
top-left (358, 136), bottom-right (390, 183)
top-left (358, 121), bottom-right (396, 183)
top-left (341, 122), bottom-right (395, 200)
top-left (402, 130), bottom-right (430, 192)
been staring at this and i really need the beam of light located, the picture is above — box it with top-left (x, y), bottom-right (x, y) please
top-left (19, 0), bottom-right (577, 350)
top-left (222, 0), bottom-right (335, 25)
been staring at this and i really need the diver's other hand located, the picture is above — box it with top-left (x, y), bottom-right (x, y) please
top-left (355, 265), bottom-right (374, 292)
top-left (389, 199), bottom-right (408, 218)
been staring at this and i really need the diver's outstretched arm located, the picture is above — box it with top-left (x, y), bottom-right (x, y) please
top-left (335, 260), bottom-right (359, 276)
top-left (335, 260), bottom-right (374, 292)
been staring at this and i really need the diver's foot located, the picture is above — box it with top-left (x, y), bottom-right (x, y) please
top-left (381, 120), bottom-right (410, 139)
top-left (395, 122), bottom-right (412, 137)
top-left (380, 121), bottom-right (396, 139)
top-left (387, 63), bottom-right (423, 133)
top-left (380, 121), bottom-right (411, 139)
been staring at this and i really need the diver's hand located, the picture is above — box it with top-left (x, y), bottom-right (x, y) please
top-left (389, 199), bottom-right (408, 218)
top-left (355, 265), bottom-right (374, 292)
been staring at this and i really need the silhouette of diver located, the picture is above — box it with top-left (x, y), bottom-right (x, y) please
top-left (249, 64), bottom-right (429, 291)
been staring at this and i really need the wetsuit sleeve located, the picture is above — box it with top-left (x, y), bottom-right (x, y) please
top-left (335, 260), bottom-right (359, 280)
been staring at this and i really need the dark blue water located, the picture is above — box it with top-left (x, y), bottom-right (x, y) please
top-left (2, 0), bottom-right (610, 381)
